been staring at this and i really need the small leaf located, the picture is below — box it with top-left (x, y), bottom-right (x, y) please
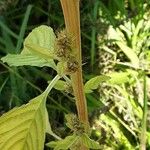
top-left (48, 80), bottom-right (67, 91)
top-left (0, 93), bottom-right (47, 150)
top-left (46, 134), bottom-right (79, 150)
top-left (84, 75), bottom-right (110, 93)
top-left (56, 61), bottom-right (67, 76)
top-left (1, 54), bottom-right (56, 69)
top-left (81, 133), bottom-right (101, 149)
top-left (107, 72), bottom-right (130, 84)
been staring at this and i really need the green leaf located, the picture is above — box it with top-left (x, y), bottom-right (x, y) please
top-left (147, 132), bottom-right (150, 147)
top-left (48, 80), bottom-right (67, 91)
top-left (132, 20), bottom-right (144, 49)
top-left (1, 25), bottom-right (57, 69)
top-left (84, 75), bottom-right (110, 93)
top-left (99, 114), bottom-right (134, 149)
top-left (1, 54), bottom-right (56, 69)
top-left (107, 26), bottom-right (139, 68)
top-left (56, 61), bottom-right (67, 76)
top-left (107, 72), bottom-right (130, 84)
top-left (0, 93), bottom-right (47, 150)
top-left (46, 132), bottom-right (101, 149)
top-left (107, 26), bottom-right (124, 41)
top-left (22, 25), bottom-right (56, 55)
top-left (25, 43), bottom-right (56, 59)
top-left (81, 133), bottom-right (101, 149)
top-left (86, 94), bottom-right (103, 112)
top-left (46, 134), bottom-right (79, 150)
top-left (116, 42), bottom-right (139, 68)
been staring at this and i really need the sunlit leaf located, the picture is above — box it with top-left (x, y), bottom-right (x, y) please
top-left (107, 26), bottom-right (139, 68)
top-left (0, 93), bottom-right (47, 150)
top-left (132, 20), bottom-right (144, 49)
top-left (1, 25), bottom-right (57, 69)
top-left (107, 72), bottom-right (130, 84)
top-left (22, 25), bottom-right (56, 54)
top-left (116, 42), bottom-right (139, 68)
top-left (84, 75), bottom-right (110, 93)
top-left (25, 43), bottom-right (56, 59)
top-left (1, 54), bottom-right (56, 69)
top-left (107, 26), bottom-right (124, 41)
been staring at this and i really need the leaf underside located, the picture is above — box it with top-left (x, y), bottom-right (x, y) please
top-left (0, 93), bottom-right (46, 150)
top-left (1, 54), bottom-right (56, 68)
top-left (22, 25), bottom-right (55, 54)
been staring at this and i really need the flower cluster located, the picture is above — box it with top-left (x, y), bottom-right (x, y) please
top-left (55, 30), bottom-right (79, 75)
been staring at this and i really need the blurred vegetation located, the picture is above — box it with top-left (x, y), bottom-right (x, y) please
top-left (0, 0), bottom-right (150, 149)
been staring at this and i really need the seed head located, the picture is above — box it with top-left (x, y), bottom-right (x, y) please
top-left (66, 56), bottom-right (79, 74)
top-left (55, 30), bottom-right (73, 58)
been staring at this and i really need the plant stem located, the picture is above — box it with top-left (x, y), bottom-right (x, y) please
top-left (140, 72), bottom-right (148, 150)
top-left (60, 0), bottom-right (89, 128)
top-left (44, 74), bottom-right (61, 97)
top-left (63, 75), bottom-right (71, 84)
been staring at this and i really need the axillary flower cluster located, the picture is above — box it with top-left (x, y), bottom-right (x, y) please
top-left (55, 30), bottom-right (79, 75)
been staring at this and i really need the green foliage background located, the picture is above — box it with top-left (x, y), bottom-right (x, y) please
top-left (0, 0), bottom-right (150, 149)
